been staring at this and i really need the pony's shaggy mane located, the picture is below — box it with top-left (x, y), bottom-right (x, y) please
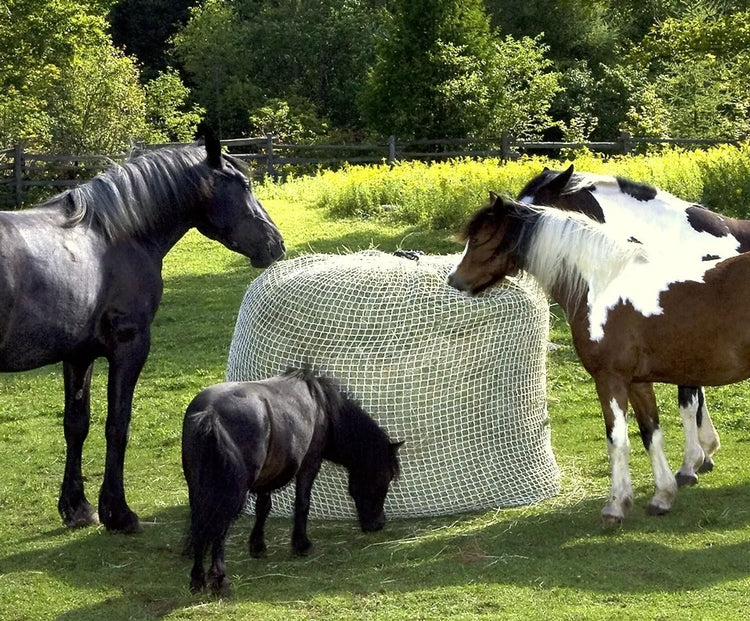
top-left (45, 145), bottom-right (212, 241)
top-left (523, 205), bottom-right (647, 309)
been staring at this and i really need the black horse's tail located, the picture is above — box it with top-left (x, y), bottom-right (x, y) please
top-left (183, 408), bottom-right (248, 563)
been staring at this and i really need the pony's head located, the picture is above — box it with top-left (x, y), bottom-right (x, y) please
top-left (347, 437), bottom-right (403, 532)
top-left (448, 193), bottom-right (535, 295)
top-left (195, 128), bottom-right (285, 267)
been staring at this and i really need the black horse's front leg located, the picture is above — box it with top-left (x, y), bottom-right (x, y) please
top-left (291, 458), bottom-right (323, 556)
top-left (58, 358), bottom-right (99, 528)
top-left (98, 326), bottom-right (151, 533)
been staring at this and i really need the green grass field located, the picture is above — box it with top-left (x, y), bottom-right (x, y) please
top-left (2, 196), bottom-right (750, 620)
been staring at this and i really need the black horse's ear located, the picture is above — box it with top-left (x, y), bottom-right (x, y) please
top-left (391, 440), bottom-right (405, 453)
top-left (197, 122), bottom-right (222, 168)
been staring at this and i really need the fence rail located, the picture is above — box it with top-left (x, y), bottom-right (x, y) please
top-left (0, 134), bottom-right (742, 208)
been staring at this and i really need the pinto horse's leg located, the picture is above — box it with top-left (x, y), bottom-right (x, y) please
top-left (676, 386), bottom-right (705, 486)
top-left (58, 358), bottom-right (99, 528)
top-left (291, 456), bottom-right (324, 556)
top-left (695, 387), bottom-right (720, 473)
top-left (98, 325), bottom-right (151, 533)
top-left (595, 376), bottom-right (633, 526)
top-left (249, 492), bottom-right (272, 558)
top-left (629, 383), bottom-right (678, 516)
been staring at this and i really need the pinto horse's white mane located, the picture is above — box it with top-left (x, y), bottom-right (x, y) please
top-left (524, 204), bottom-right (719, 341)
top-left (523, 205), bottom-right (648, 311)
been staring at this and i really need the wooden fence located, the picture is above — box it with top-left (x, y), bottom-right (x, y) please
top-left (0, 134), bottom-right (742, 208)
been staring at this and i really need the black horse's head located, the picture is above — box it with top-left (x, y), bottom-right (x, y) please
top-left (348, 441), bottom-right (403, 532)
top-left (195, 127), bottom-right (285, 268)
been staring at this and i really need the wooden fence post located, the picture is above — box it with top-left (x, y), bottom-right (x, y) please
top-left (13, 142), bottom-right (24, 208)
top-left (265, 134), bottom-right (277, 180)
top-left (618, 133), bottom-right (633, 155)
top-left (388, 135), bottom-right (396, 165)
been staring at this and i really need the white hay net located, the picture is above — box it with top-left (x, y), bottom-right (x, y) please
top-left (226, 250), bottom-right (559, 519)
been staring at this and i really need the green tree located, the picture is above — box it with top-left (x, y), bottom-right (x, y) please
top-left (362, 0), bottom-right (559, 140)
top-left (144, 69), bottom-right (204, 143)
top-left (624, 9), bottom-right (750, 139)
top-left (172, 0), bottom-right (382, 138)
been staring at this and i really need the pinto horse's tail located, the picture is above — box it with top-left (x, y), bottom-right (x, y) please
top-left (182, 406), bottom-right (248, 591)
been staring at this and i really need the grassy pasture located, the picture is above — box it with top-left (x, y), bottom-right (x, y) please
top-left (2, 158), bottom-right (750, 619)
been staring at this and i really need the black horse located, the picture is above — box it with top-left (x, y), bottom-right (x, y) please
top-left (182, 368), bottom-right (402, 596)
top-left (0, 132), bottom-right (284, 533)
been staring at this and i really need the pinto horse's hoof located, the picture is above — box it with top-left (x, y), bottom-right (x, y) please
top-left (675, 471), bottom-right (699, 487)
top-left (645, 502), bottom-right (671, 516)
top-left (697, 456), bottom-right (715, 474)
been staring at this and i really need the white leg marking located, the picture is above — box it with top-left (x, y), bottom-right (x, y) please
top-left (602, 399), bottom-right (633, 524)
top-left (647, 428), bottom-right (678, 514)
top-left (676, 392), bottom-right (703, 485)
top-left (697, 388), bottom-right (720, 457)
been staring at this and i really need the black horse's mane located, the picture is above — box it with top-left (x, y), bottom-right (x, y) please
top-left (42, 144), bottom-right (211, 242)
top-left (283, 367), bottom-right (400, 477)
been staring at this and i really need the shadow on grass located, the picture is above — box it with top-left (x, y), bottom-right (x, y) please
top-left (4, 481), bottom-right (750, 618)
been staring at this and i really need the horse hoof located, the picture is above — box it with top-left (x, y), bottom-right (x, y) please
top-left (249, 542), bottom-right (267, 558)
top-left (697, 457), bottom-right (714, 474)
top-left (645, 502), bottom-right (671, 516)
top-left (210, 576), bottom-right (232, 598)
top-left (102, 509), bottom-right (142, 534)
top-left (63, 505), bottom-right (100, 529)
top-left (675, 471), bottom-right (699, 487)
top-left (292, 540), bottom-right (313, 556)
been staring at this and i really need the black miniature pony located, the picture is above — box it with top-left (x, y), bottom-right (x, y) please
top-left (182, 368), bottom-right (402, 595)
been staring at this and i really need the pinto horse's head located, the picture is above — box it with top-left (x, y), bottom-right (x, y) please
top-left (448, 193), bottom-right (533, 295)
top-left (195, 128), bottom-right (285, 268)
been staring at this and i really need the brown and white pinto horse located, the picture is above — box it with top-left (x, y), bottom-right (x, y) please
top-left (518, 165), bottom-right (750, 487)
top-left (448, 193), bottom-right (750, 525)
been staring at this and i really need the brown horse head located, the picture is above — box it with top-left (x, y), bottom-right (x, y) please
top-left (448, 192), bottom-right (535, 295)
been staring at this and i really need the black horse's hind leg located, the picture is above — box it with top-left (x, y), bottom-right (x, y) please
top-left (98, 326), bottom-right (151, 533)
top-left (58, 359), bottom-right (99, 528)
top-left (249, 492), bottom-right (272, 557)
top-left (208, 538), bottom-right (231, 596)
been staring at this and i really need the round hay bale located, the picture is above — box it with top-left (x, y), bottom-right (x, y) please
top-left (226, 250), bottom-right (559, 518)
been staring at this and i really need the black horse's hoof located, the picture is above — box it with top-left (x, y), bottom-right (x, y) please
top-left (249, 540), bottom-right (267, 558)
top-left (292, 539), bottom-right (313, 556)
top-left (61, 503), bottom-right (100, 529)
top-left (210, 576), bottom-right (232, 598)
top-left (101, 508), bottom-right (142, 534)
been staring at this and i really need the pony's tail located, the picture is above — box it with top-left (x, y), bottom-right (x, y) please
top-left (183, 408), bottom-right (249, 562)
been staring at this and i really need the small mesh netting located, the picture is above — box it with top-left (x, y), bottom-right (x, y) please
top-left (226, 250), bottom-right (559, 519)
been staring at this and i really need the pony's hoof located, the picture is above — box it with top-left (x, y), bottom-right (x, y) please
top-left (210, 576), bottom-right (232, 598)
top-left (292, 540), bottom-right (313, 556)
top-left (62, 504), bottom-right (100, 529)
top-left (249, 541), bottom-right (267, 558)
top-left (697, 456), bottom-right (714, 474)
top-left (675, 471), bottom-right (699, 487)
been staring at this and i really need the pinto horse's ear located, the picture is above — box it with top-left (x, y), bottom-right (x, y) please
top-left (197, 122), bottom-right (223, 168)
top-left (545, 164), bottom-right (574, 195)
